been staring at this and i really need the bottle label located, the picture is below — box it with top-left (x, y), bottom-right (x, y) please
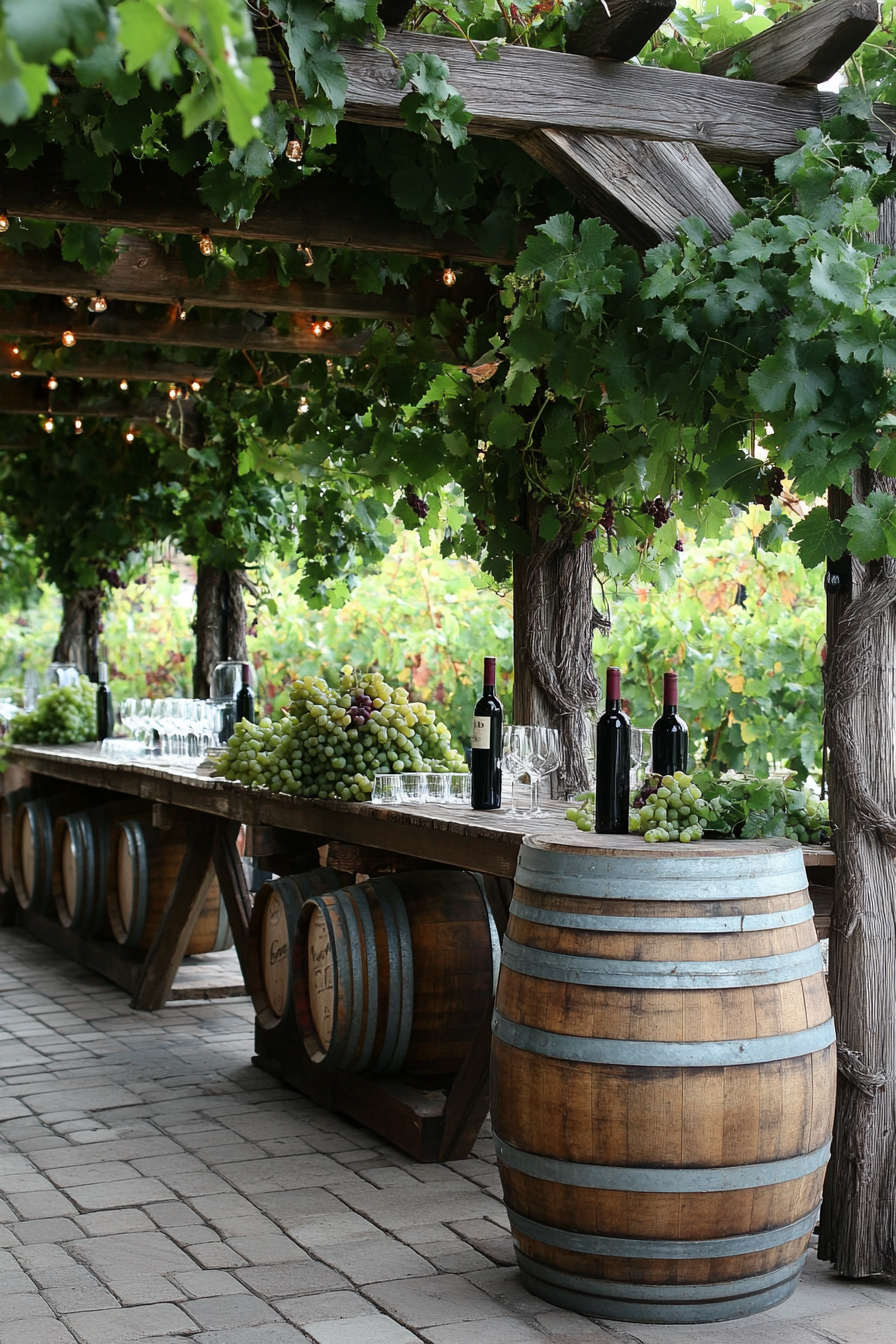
top-left (471, 716), bottom-right (491, 749)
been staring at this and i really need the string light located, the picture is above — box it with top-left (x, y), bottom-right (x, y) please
top-left (285, 124), bottom-right (304, 162)
top-left (442, 266), bottom-right (457, 287)
top-left (63, 295), bottom-right (79, 310)
top-left (198, 229), bottom-right (215, 257)
top-left (47, 376), bottom-right (58, 391)
top-left (299, 243), bottom-right (314, 267)
top-left (44, 416), bottom-right (54, 433)
top-left (168, 385), bottom-right (178, 400)
top-left (0, 211), bottom-right (8, 233)
top-left (323, 320), bottom-right (332, 331)
top-left (174, 299), bottom-right (188, 322)
top-left (119, 378), bottom-right (129, 391)
top-left (125, 427), bottom-right (135, 443)
top-left (74, 418), bottom-right (83, 434)
top-left (10, 370), bottom-right (21, 379)
top-left (190, 380), bottom-right (201, 392)
top-left (298, 397), bottom-right (309, 414)
top-left (61, 330), bottom-right (76, 347)
top-left (311, 321), bottom-right (324, 337)
top-left (11, 346), bottom-right (18, 355)
top-left (87, 292), bottom-right (107, 313)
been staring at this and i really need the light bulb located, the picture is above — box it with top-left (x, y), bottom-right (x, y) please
top-left (119, 379), bottom-right (129, 390)
top-left (10, 370), bottom-right (21, 379)
top-left (44, 417), bottom-right (54, 433)
top-left (198, 229), bottom-right (215, 257)
top-left (64, 295), bottom-right (79, 310)
top-left (0, 212), bottom-right (8, 232)
top-left (125, 430), bottom-right (135, 442)
top-left (285, 134), bottom-right (304, 163)
top-left (62, 330), bottom-right (76, 347)
top-left (311, 322), bottom-right (323, 337)
top-left (175, 300), bottom-right (188, 321)
top-left (47, 376), bottom-right (58, 391)
top-left (11, 346), bottom-right (18, 355)
top-left (298, 397), bottom-right (309, 414)
top-left (442, 266), bottom-right (457, 287)
top-left (190, 380), bottom-right (201, 392)
top-left (74, 418), bottom-right (83, 433)
top-left (300, 244), bottom-right (314, 267)
top-left (168, 386), bottom-right (178, 400)
top-left (323, 319), bottom-right (332, 331)
top-left (88, 292), bottom-right (107, 313)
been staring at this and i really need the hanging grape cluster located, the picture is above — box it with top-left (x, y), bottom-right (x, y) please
top-left (641, 496), bottom-right (673, 527)
top-left (216, 664), bottom-right (467, 800)
top-left (404, 487), bottom-right (429, 520)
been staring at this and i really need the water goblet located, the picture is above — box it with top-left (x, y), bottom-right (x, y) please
top-left (372, 775), bottom-right (404, 805)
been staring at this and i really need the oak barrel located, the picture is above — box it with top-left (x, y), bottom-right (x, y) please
top-left (107, 816), bottom-right (232, 953)
top-left (491, 834), bottom-right (836, 1324)
top-left (248, 869), bottom-right (346, 1029)
top-left (51, 801), bottom-right (151, 937)
top-left (294, 869), bottom-right (500, 1076)
top-left (12, 792), bottom-right (85, 914)
top-left (0, 787), bottom-right (32, 894)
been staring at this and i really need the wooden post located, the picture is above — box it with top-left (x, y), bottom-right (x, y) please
top-left (192, 565), bottom-right (249, 699)
top-left (53, 588), bottom-right (102, 681)
top-left (211, 819), bottom-right (253, 969)
top-left (818, 478), bottom-right (896, 1276)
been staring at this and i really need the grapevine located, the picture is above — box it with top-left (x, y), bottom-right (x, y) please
top-left (215, 662), bottom-right (467, 800)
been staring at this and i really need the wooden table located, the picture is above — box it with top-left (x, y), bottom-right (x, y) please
top-left (1, 744), bottom-right (835, 1161)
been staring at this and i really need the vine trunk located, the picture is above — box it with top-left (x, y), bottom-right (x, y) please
top-left (512, 498), bottom-right (606, 797)
top-left (818, 478), bottom-right (896, 1276)
top-left (192, 563), bottom-right (249, 699)
top-left (53, 588), bottom-right (101, 682)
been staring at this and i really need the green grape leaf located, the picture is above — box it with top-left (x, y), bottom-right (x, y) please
top-left (789, 508), bottom-right (848, 567)
top-left (844, 491), bottom-right (896, 562)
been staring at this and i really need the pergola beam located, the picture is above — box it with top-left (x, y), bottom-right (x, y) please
top-left (521, 129), bottom-right (740, 248)
top-left (0, 234), bottom-right (474, 321)
top-left (0, 303), bottom-right (371, 357)
top-left (0, 346), bottom-right (214, 385)
top-left (0, 384), bottom-right (176, 421)
top-left (0, 156), bottom-right (507, 265)
top-left (321, 28), bottom-right (855, 166)
top-left (565, 0), bottom-right (677, 61)
top-left (702, 0), bottom-right (880, 87)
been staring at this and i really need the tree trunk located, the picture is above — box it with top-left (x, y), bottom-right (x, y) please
top-left (511, 499), bottom-right (607, 797)
top-left (53, 588), bottom-right (102, 681)
top-left (817, 476), bottom-right (896, 1277)
top-left (192, 564), bottom-right (249, 699)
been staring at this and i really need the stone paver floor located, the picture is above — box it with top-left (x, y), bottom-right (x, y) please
top-left (0, 925), bottom-right (893, 1344)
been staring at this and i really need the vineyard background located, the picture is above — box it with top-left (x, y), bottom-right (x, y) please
top-left (0, 510), bottom-right (824, 778)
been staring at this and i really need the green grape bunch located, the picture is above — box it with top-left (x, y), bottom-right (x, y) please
top-left (215, 663), bottom-right (468, 801)
top-left (633, 773), bottom-right (708, 843)
top-left (8, 677), bottom-right (97, 746)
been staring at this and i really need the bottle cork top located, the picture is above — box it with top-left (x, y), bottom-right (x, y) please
top-left (483, 656), bottom-right (496, 684)
top-left (606, 666), bottom-right (621, 700)
top-left (241, 662), bottom-right (251, 685)
top-left (98, 662), bottom-right (108, 683)
top-left (663, 670), bottom-right (678, 705)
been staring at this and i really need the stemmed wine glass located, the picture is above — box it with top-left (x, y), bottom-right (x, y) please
top-left (529, 727), bottom-right (561, 816)
top-left (502, 726), bottom-right (529, 817)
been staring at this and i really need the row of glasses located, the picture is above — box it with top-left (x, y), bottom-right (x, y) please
top-left (372, 772), bottom-right (472, 806)
top-left (120, 697), bottom-right (224, 760)
top-left (502, 725), bottom-right (561, 817)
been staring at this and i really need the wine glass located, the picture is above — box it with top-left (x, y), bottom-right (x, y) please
top-left (527, 726), bottom-right (561, 817)
top-left (502, 726), bottom-right (529, 817)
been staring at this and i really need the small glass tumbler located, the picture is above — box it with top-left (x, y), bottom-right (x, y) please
top-left (401, 773), bottom-right (428, 804)
top-left (425, 774), bottom-right (451, 804)
top-left (372, 775), bottom-right (404, 805)
top-left (448, 773), bottom-right (472, 805)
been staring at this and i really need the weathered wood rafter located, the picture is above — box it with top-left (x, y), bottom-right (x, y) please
top-left (0, 346), bottom-right (214, 384)
top-left (521, 128), bottom-right (740, 248)
top-left (0, 156), bottom-right (508, 265)
top-left (0, 234), bottom-right (483, 322)
top-left (0, 302), bottom-right (371, 357)
top-left (0, 383), bottom-right (179, 421)
top-left (703, 0), bottom-right (880, 87)
top-left (565, 0), bottom-right (677, 61)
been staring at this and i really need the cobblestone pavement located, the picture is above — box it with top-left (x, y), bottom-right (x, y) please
top-left (0, 927), bottom-right (893, 1344)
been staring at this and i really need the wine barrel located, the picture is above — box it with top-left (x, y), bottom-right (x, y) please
top-left (52, 802), bottom-right (149, 937)
top-left (491, 835), bottom-right (836, 1325)
top-left (0, 787), bottom-right (32, 894)
top-left (12, 792), bottom-right (85, 914)
top-left (247, 869), bottom-right (347, 1029)
top-left (108, 817), bottom-right (232, 954)
top-left (294, 869), bottom-right (500, 1076)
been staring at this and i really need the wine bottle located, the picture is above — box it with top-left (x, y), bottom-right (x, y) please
top-left (235, 663), bottom-right (255, 726)
top-left (594, 666), bottom-right (631, 834)
top-left (651, 671), bottom-right (689, 777)
top-left (96, 662), bottom-right (114, 742)
top-left (471, 656), bottom-right (503, 810)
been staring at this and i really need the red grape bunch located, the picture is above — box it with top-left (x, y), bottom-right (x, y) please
top-left (641, 496), bottom-right (673, 527)
top-left (347, 692), bottom-right (374, 726)
top-left (405, 487), bottom-right (429, 520)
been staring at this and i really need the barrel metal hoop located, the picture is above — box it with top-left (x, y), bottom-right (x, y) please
top-left (31, 801), bottom-right (53, 911)
top-left (370, 881), bottom-right (403, 1075)
top-left (311, 891), bottom-right (347, 1067)
top-left (333, 886), bottom-right (368, 1069)
top-left (350, 883), bottom-right (379, 1073)
top-left (471, 871), bottom-right (502, 993)
top-left (508, 1206), bottom-right (819, 1259)
top-left (126, 819), bottom-right (151, 947)
top-left (500, 937), bottom-right (823, 990)
top-left (494, 1136), bottom-right (831, 1192)
top-left (67, 813), bottom-right (89, 928)
top-left (374, 877), bottom-right (414, 1075)
top-left (510, 897), bottom-right (816, 935)
top-left (492, 1011), bottom-right (836, 1067)
top-left (515, 1250), bottom-right (805, 1303)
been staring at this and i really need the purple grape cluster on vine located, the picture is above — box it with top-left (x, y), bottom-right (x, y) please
top-left (347, 692), bottom-right (374, 726)
top-left (473, 517), bottom-right (488, 537)
top-left (599, 499), bottom-right (615, 535)
top-left (754, 467), bottom-right (786, 508)
top-left (641, 496), bottom-right (673, 527)
top-left (405, 487), bottom-right (428, 520)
